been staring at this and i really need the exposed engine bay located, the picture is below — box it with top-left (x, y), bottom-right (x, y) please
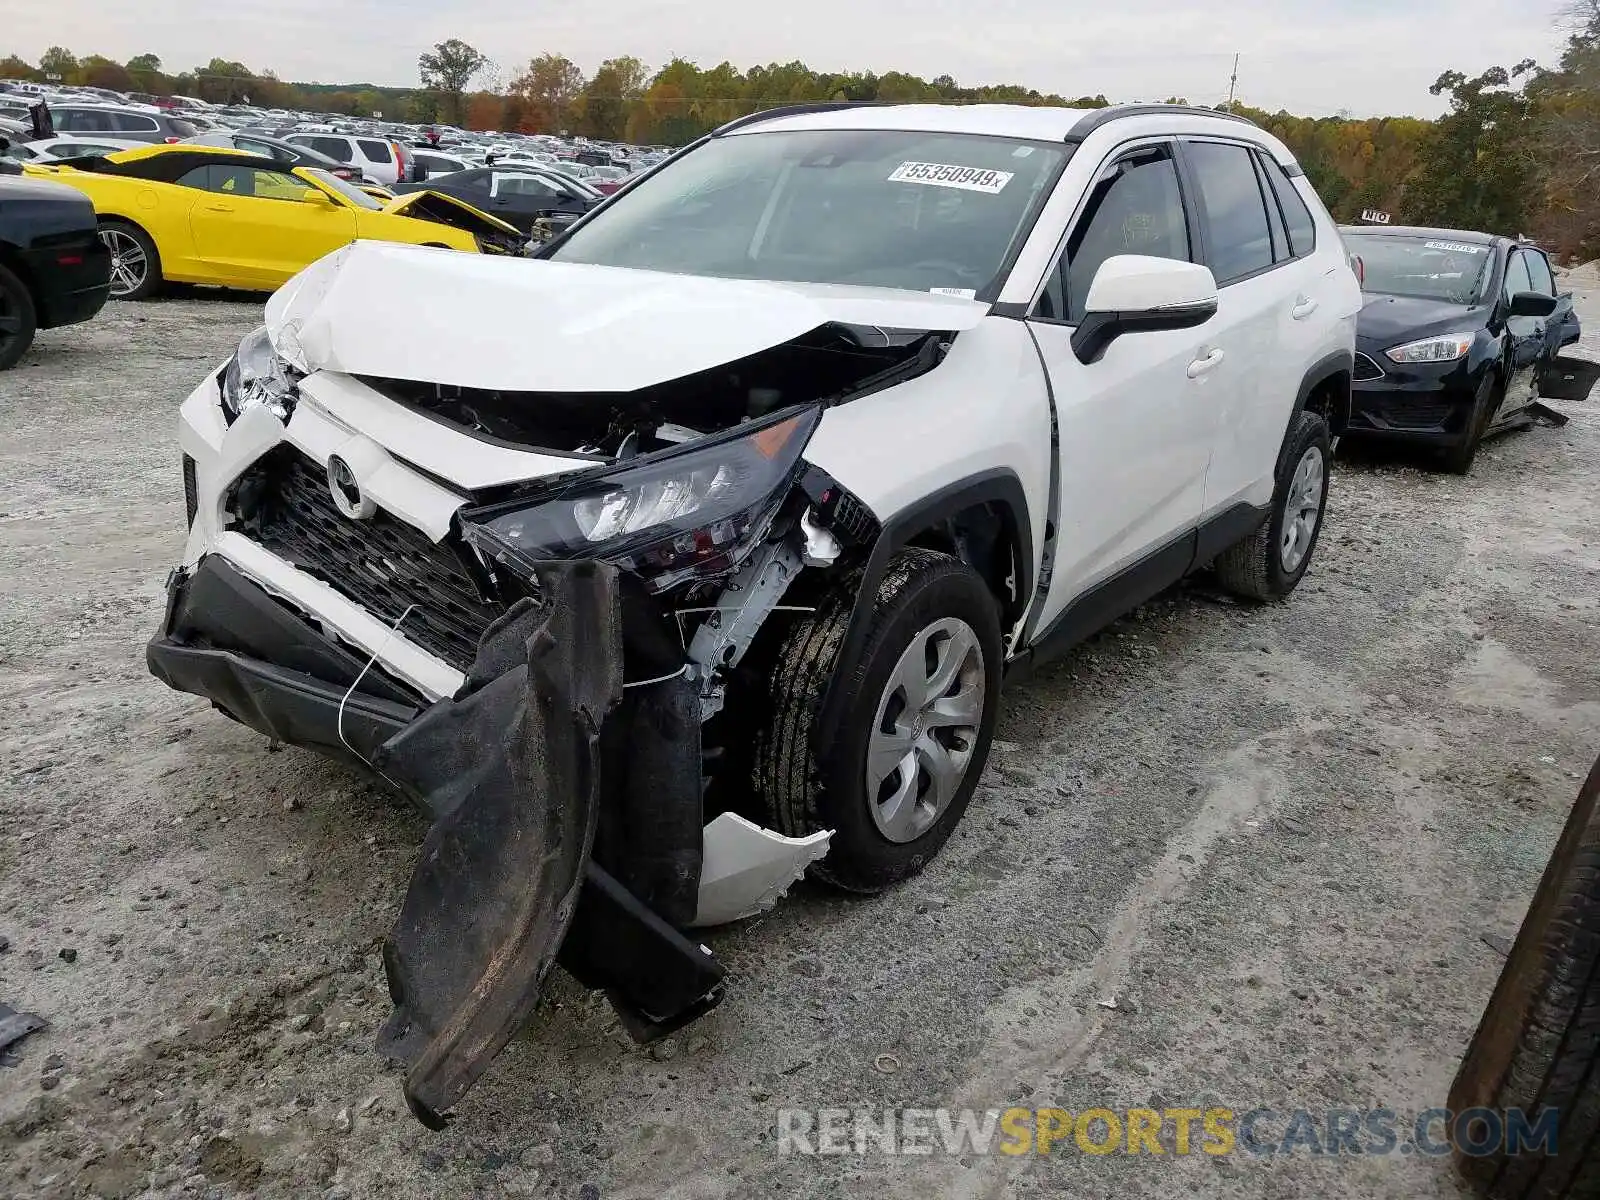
top-left (362, 322), bottom-right (946, 459)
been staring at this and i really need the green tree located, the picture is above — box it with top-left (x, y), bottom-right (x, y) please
top-left (418, 38), bottom-right (487, 124)
top-left (38, 46), bottom-right (77, 81)
top-left (1406, 62), bottom-right (1542, 234)
top-left (1530, 0), bottom-right (1600, 258)
top-left (127, 53), bottom-right (161, 74)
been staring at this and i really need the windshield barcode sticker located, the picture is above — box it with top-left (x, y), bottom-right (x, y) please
top-left (1424, 241), bottom-right (1486, 254)
top-left (888, 162), bottom-right (1014, 194)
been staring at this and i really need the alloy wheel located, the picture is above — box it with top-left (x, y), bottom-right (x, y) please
top-left (865, 617), bottom-right (986, 844)
top-left (1280, 446), bottom-right (1325, 573)
top-left (99, 228), bottom-right (148, 298)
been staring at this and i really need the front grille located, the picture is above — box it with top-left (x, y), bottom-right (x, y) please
top-left (1353, 353), bottom-right (1385, 382)
top-left (1376, 401), bottom-right (1453, 430)
top-left (231, 448), bottom-right (503, 671)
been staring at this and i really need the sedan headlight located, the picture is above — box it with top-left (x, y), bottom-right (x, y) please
top-left (463, 408), bottom-right (820, 593)
top-left (1385, 332), bottom-right (1476, 364)
top-left (220, 326), bottom-right (298, 421)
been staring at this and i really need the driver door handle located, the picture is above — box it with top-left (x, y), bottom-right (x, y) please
top-left (204, 203), bottom-right (235, 213)
top-left (1188, 348), bottom-right (1226, 379)
top-left (1292, 296), bottom-right (1319, 321)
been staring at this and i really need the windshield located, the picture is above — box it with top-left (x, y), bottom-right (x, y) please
top-left (548, 128), bottom-right (1069, 296)
top-left (303, 167), bottom-right (383, 211)
top-left (1345, 233), bottom-right (1494, 305)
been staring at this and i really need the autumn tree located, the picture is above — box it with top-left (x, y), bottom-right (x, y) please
top-left (0, 55), bottom-right (40, 81)
top-left (1530, 0), bottom-right (1600, 258)
top-left (577, 56), bottom-right (647, 139)
top-left (510, 53), bottom-right (584, 132)
top-left (418, 38), bottom-right (487, 124)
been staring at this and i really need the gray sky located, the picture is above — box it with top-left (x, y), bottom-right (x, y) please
top-left (8, 0), bottom-right (1571, 117)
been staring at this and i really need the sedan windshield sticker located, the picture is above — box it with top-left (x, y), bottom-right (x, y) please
top-left (889, 162), bottom-right (1014, 194)
top-left (1424, 241), bottom-right (1487, 254)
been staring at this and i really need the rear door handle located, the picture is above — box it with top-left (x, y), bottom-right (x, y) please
top-left (1292, 297), bottom-right (1319, 320)
top-left (1188, 348), bottom-right (1226, 379)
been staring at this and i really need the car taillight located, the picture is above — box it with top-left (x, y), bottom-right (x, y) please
top-left (391, 141), bottom-right (408, 178)
top-left (57, 254), bottom-right (83, 265)
top-left (165, 136), bottom-right (181, 143)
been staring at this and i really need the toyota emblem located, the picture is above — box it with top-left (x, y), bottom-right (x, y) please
top-left (326, 455), bottom-right (375, 520)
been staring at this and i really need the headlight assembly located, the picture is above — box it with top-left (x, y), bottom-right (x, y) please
top-left (1385, 332), bottom-right (1475, 364)
top-left (463, 408), bottom-right (821, 593)
top-left (220, 326), bottom-right (299, 421)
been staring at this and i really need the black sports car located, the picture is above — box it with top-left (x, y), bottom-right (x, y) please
top-left (390, 165), bottom-right (599, 236)
top-left (1340, 226), bottom-right (1573, 472)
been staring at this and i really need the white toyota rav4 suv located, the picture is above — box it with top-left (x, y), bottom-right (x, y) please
top-left (150, 103), bottom-right (1359, 1124)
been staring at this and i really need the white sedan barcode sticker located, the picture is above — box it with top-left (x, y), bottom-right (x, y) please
top-left (888, 161), bottom-right (1014, 194)
top-left (1424, 240), bottom-right (1486, 254)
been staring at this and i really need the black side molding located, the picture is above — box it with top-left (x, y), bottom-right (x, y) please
top-left (812, 470), bottom-right (1033, 764)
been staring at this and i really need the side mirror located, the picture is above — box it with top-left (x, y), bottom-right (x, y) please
top-left (301, 187), bottom-right (334, 206)
top-left (1070, 255), bottom-right (1219, 365)
top-left (1508, 290), bottom-right (1558, 318)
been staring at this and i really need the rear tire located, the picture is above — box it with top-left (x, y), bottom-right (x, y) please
top-left (753, 549), bottom-right (1004, 893)
top-left (1214, 409), bottom-right (1331, 601)
top-left (0, 262), bottom-right (38, 371)
top-left (98, 219), bottom-right (162, 301)
top-left (1449, 753), bottom-right (1600, 1198)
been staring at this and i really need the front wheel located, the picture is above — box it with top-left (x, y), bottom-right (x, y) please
top-left (753, 549), bottom-right (1004, 893)
top-left (1214, 409), bottom-right (1331, 601)
top-left (1442, 374), bottom-right (1499, 475)
top-left (0, 262), bottom-right (38, 370)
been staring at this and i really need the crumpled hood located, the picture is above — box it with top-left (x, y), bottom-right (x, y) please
top-left (264, 240), bottom-right (991, 392)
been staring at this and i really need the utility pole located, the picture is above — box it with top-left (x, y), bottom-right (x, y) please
top-left (1226, 53), bottom-right (1240, 110)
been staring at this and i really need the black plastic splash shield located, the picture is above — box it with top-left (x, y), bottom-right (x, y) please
top-left (373, 561), bottom-right (623, 1129)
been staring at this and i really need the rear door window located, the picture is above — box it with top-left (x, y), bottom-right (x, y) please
top-left (303, 136), bottom-right (353, 163)
top-left (1255, 152), bottom-right (1317, 257)
top-left (358, 139), bottom-right (393, 164)
top-left (1183, 140), bottom-right (1275, 284)
top-left (113, 112), bottom-right (159, 133)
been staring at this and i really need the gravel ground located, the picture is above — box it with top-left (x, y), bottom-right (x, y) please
top-left (2, 278), bottom-right (1598, 1200)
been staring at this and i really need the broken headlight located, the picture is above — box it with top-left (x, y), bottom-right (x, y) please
top-left (464, 408), bottom-right (820, 592)
top-left (220, 327), bottom-right (298, 422)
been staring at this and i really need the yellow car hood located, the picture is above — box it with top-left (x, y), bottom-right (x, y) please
top-left (383, 190), bottom-right (523, 240)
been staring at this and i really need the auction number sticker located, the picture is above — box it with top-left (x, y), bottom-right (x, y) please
top-left (1424, 241), bottom-right (1486, 254)
top-left (889, 161), bottom-right (1014, 194)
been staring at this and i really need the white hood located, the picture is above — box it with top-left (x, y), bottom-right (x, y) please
top-left (264, 240), bottom-right (991, 393)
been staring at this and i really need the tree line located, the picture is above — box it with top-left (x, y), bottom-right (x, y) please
top-left (4, 5), bottom-right (1595, 259)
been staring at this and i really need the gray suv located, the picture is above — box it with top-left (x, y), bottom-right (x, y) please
top-left (49, 105), bottom-right (198, 144)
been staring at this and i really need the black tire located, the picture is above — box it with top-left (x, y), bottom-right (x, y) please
top-left (0, 261), bottom-right (38, 371)
top-left (1443, 374), bottom-right (1499, 475)
top-left (1450, 753), bottom-right (1600, 1199)
top-left (98, 219), bottom-right (162, 301)
top-left (753, 548), bottom-right (1004, 893)
top-left (1213, 409), bottom-right (1331, 601)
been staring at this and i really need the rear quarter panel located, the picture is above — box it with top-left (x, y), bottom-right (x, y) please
top-left (41, 171), bottom-right (206, 282)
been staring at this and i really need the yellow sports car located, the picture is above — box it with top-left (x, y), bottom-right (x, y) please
top-left (26, 144), bottom-right (525, 299)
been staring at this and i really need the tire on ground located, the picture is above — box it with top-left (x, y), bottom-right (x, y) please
top-left (1449, 752), bottom-right (1600, 1199)
top-left (99, 218), bottom-right (163, 301)
top-left (752, 547), bottom-right (1004, 894)
top-left (1442, 374), bottom-right (1499, 475)
top-left (1213, 408), bottom-right (1331, 601)
top-left (0, 261), bottom-right (38, 370)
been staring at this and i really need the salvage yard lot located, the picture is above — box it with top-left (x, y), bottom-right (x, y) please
top-left (2, 285), bottom-right (1598, 1200)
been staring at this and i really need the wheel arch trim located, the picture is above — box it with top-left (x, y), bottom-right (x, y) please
top-left (811, 468), bottom-right (1032, 765)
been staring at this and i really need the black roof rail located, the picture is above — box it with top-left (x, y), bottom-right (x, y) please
top-left (712, 101), bottom-right (880, 136)
top-left (1064, 104), bottom-right (1258, 144)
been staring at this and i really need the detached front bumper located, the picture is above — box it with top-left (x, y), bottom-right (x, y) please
top-left (154, 367), bottom-right (832, 1125)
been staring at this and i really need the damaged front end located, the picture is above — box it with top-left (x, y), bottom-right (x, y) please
top-left (148, 248), bottom-right (974, 1125)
